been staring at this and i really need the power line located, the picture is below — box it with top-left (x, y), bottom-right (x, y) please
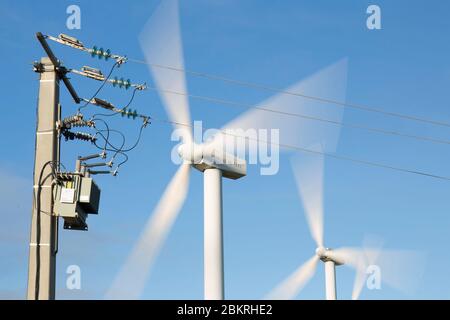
top-left (43, 33), bottom-right (450, 179)
top-left (144, 85), bottom-right (450, 146)
top-left (150, 116), bottom-right (450, 182)
top-left (46, 33), bottom-right (450, 129)
top-left (128, 58), bottom-right (450, 129)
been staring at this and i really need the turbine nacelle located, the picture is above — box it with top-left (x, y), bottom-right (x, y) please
top-left (177, 142), bottom-right (247, 180)
top-left (315, 246), bottom-right (344, 265)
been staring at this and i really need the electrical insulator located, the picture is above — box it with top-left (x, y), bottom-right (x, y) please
top-left (121, 109), bottom-right (138, 120)
top-left (56, 172), bottom-right (74, 182)
top-left (111, 77), bottom-right (131, 90)
top-left (91, 46), bottom-right (111, 60)
top-left (124, 79), bottom-right (131, 89)
top-left (62, 114), bottom-right (94, 129)
top-left (62, 114), bottom-right (83, 128)
top-left (72, 120), bottom-right (95, 128)
top-left (104, 49), bottom-right (111, 60)
top-left (62, 130), bottom-right (97, 143)
top-left (111, 76), bottom-right (120, 87)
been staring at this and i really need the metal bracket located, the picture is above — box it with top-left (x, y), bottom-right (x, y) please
top-left (32, 61), bottom-right (44, 73)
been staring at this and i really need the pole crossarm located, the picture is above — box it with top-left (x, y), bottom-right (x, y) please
top-left (36, 32), bottom-right (81, 104)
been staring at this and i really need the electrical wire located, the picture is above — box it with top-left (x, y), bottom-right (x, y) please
top-left (93, 124), bottom-right (144, 169)
top-left (94, 129), bottom-right (126, 160)
top-left (150, 116), bottom-right (450, 182)
top-left (117, 124), bottom-right (145, 153)
top-left (91, 117), bottom-right (112, 151)
top-left (85, 83), bottom-right (146, 172)
top-left (128, 58), bottom-right (450, 129)
top-left (78, 61), bottom-right (119, 112)
top-left (89, 84), bottom-right (146, 165)
top-left (34, 160), bottom-right (57, 300)
top-left (32, 161), bottom-right (65, 216)
top-left (58, 39), bottom-right (450, 177)
top-left (144, 85), bottom-right (450, 146)
top-left (91, 87), bottom-right (139, 118)
top-left (93, 130), bottom-right (129, 168)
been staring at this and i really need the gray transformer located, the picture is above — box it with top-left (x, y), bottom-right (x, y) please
top-left (54, 175), bottom-right (101, 230)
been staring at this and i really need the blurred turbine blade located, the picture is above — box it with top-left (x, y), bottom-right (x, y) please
top-left (209, 59), bottom-right (347, 159)
top-left (351, 256), bottom-right (368, 300)
top-left (331, 247), bottom-right (365, 268)
top-left (351, 271), bottom-right (365, 300)
top-left (139, 0), bottom-right (192, 143)
top-left (291, 151), bottom-right (325, 247)
top-left (362, 234), bottom-right (385, 265)
top-left (334, 245), bottom-right (426, 298)
top-left (351, 235), bottom-right (385, 300)
top-left (329, 246), bottom-right (367, 300)
top-left (367, 249), bottom-right (426, 296)
top-left (105, 164), bottom-right (191, 299)
top-left (265, 255), bottom-right (319, 300)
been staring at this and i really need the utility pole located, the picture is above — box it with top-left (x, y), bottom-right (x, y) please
top-left (26, 56), bottom-right (60, 300)
top-left (27, 32), bottom-right (147, 300)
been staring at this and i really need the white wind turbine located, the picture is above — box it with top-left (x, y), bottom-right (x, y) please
top-left (106, 0), bottom-right (348, 300)
top-left (266, 153), bottom-right (425, 300)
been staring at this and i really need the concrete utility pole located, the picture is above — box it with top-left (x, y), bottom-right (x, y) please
top-left (26, 57), bottom-right (60, 300)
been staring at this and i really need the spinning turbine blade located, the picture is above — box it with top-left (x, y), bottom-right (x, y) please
top-left (328, 247), bottom-right (368, 299)
top-left (106, 164), bottom-right (191, 299)
top-left (351, 235), bottom-right (385, 300)
top-left (291, 152), bottom-right (325, 247)
top-left (332, 246), bottom-right (425, 298)
top-left (265, 255), bottom-right (319, 300)
top-left (351, 258), bottom-right (367, 300)
top-left (366, 249), bottom-right (425, 295)
top-left (140, 0), bottom-right (192, 143)
top-left (209, 59), bottom-right (347, 159)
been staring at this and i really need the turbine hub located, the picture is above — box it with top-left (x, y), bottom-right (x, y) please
top-left (177, 143), bottom-right (203, 164)
top-left (315, 246), bottom-right (330, 261)
top-left (315, 247), bottom-right (344, 265)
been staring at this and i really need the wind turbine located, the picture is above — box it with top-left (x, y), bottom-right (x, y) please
top-left (266, 153), bottom-right (425, 300)
top-left (106, 0), bottom-right (348, 300)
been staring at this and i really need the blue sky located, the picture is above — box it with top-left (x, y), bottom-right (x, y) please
top-left (1, 0), bottom-right (450, 299)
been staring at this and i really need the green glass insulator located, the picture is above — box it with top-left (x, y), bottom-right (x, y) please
top-left (91, 46), bottom-right (97, 57)
top-left (125, 79), bottom-right (131, 89)
top-left (97, 48), bottom-right (104, 59)
top-left (104, 49), bottom-right (111, 60)
top-left (118, 77), bottom-right (124, 88)
top-left (112, 76), bottom-right (118, 87)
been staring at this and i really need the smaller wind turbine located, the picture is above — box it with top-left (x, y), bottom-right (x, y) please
top-left (265, 152), bottom-right (355, 300)
top-left (266, 153), bottom-right (424, 300)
